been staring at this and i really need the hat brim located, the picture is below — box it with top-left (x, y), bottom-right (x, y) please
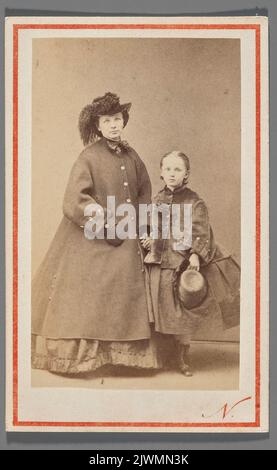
top-left (95, 102), bottom-right (132, 117)
top-left (122, 102), bottom-right (132, 112)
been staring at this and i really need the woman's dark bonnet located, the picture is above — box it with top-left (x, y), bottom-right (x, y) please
top-left (78, 92), bottom-right (131, 146)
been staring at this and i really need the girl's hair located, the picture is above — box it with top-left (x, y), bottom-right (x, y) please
top-left (160, 150), bottom-right (190, 184)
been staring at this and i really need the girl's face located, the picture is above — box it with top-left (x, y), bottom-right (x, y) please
top-left (161, 154), bottom-right (189, 190)
top-left (97, 112), bottom-right (124, 141)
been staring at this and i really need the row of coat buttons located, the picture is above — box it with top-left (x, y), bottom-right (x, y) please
top-left (48, 274), bottom-right (57, 301)
top-left (196, 236), bottom-right (209, 243)
top-left (120, 163), bottom-right (131, 202)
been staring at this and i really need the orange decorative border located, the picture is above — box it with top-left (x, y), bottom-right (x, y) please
top-left (12, 23), bottom-right (261, 428)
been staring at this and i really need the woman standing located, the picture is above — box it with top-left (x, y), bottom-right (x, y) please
top-left (31, 92), bottom-right (160, 374)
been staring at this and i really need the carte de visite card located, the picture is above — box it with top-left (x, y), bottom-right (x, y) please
top-left (5, 16), bottom-right (269, 432)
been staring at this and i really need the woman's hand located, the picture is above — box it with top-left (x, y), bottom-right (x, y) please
top-left (140, 236), bottom-right (152, 251)
top-left (188, 253), bottom-right (200, 271)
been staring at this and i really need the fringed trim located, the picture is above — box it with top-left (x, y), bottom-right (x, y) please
top-left (31, 339), bottom-right (163, 374)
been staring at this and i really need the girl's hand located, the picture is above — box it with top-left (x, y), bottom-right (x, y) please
top-left (140, 237), bottom-right (152, 251)
top-left (188, 253), bottom-right (200, 271)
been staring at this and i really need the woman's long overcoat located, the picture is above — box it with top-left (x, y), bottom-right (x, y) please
top-left (32, 138), bottom-right (152, 341)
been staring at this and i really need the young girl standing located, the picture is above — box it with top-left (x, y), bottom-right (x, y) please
top-left (141, 151), bottom-right (240, 376)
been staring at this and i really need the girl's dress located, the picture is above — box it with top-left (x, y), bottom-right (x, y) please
top-left (145, 183), bottom-right (240, 344)
top-left (31, 137), bottom-right (162, 374)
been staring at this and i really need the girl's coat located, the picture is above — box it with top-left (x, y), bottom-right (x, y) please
top-left (146, 184), bottom-right (240, 337)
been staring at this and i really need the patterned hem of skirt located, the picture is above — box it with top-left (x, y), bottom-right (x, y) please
top-left (31, 335), bottom-right (163, 374)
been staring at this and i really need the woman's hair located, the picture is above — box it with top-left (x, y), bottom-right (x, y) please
top-left (79, 108), bottom-right (129, 145)
top-left (160, 150), bottom-right (190, 184)
top-left (78, 92), bottom-right (130, 146)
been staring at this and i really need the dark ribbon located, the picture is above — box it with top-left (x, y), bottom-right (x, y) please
top-left (106, 139), bottom-right (130, 155)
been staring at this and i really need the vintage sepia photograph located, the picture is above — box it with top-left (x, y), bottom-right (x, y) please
top-left (5, 16), bottom-right (268, 432)
top-left (31, 37), bottom-right (241, 388)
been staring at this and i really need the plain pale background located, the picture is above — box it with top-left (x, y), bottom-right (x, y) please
top-left (32, 37), bottom-right (240, 341)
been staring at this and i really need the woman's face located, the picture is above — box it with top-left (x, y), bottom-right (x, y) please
top-left (161, 154), bottom-right (188, 190)
top-left (97, 112), bottom-right (124, 141)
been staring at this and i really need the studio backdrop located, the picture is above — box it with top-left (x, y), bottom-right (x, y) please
top-left (32, 38), bottom-right (240, 341)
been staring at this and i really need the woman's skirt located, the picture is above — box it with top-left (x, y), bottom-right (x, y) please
top-left (31, 333), bottom-right (166, 374)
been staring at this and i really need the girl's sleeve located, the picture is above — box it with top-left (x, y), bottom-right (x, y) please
top-left (62, 154), bottom-right (99, 228)
top-left (191, 199), bottom-right (215, 264)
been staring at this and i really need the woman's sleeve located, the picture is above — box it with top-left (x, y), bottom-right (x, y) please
top-left (62, 154), bottom-right (99, 228)
top-left (191, 199), bottom-right (215, 264)
top-left (136, 156), bottom-right (152, 205)
top-left (134, 155), bottom-right (152, 236)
